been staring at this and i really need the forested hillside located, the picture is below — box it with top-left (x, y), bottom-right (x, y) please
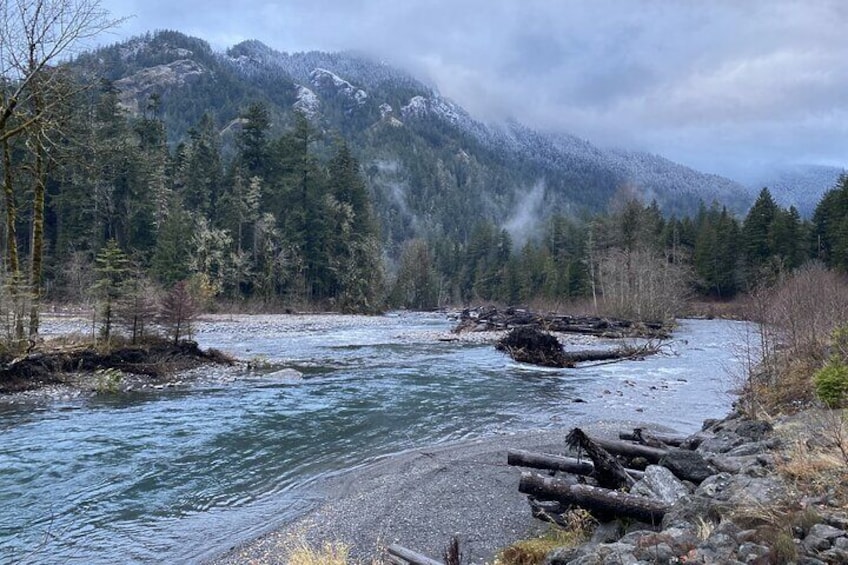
top-left (1, 28), bottom-right (845, 344)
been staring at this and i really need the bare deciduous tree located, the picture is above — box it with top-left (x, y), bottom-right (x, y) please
top-left (0, 0), bottom-right (123, 343)
top-left (596, 246), bottom-right (691, 323)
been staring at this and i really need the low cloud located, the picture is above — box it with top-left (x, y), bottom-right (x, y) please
top-left (102, 0), bottom-right (848, 178)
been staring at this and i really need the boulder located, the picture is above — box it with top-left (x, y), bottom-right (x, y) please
top-left (660, 449), bottom-right (716, 483)
top-left (631, 465), bottom-right (690, 504)
top-left (803, 523), bottom-right (846, 552)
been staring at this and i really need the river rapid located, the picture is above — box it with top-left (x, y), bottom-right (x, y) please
top-left (0, 313), bottom-right (752, 564)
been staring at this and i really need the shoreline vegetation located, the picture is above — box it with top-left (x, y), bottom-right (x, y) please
top-left (213, 265), bottom-right (848, 564)
top-left (0, 336), bottom-right (234, 395)
top-left (6, 261), bottom-right (848, 564)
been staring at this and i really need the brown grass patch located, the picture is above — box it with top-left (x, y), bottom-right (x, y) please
top-left (494, 510), bottom-right (595, 565)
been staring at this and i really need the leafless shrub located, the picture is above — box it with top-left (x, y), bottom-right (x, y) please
top-left (742, 263), bottom-right (848, 413)
top-left (158, 281), bottom-right (197, 344)
top-left (596, 247), bottom-right (691, 322)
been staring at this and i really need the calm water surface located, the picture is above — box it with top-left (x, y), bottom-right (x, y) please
top-left (0, 314), bottom-right (750, 564)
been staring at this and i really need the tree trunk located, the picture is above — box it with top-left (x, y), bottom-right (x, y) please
top-left (386, 544), bottom-right (443, 565)
top-left (619, 429), bottom-right (685, 448)
top-left (519, 472), bottom-right (668, 524)
top-left (29, 125), bottom-right (46, 337)
top-left (507, 449), bottom-right (644, 480)
top-left (3, 138), bottom-right (19, 276)
top-left (566, 428), bottom-right (635, 489)
top-left (590, 436), bottom-right (668, 463)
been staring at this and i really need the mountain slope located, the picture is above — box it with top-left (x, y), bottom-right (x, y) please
top-left (77, 31), bottom-right (759, 248)
top-left (745, 164), bottom-right (844, 217)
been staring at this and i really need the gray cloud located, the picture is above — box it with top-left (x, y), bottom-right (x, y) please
top-left (101, 0), bottom-right (848, 178)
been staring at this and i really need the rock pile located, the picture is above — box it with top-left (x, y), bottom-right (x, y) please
top-left (517, 413), bottom-right (848, 564)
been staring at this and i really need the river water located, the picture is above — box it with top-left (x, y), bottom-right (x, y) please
top-left (0, 314), bottom-right (751, 564)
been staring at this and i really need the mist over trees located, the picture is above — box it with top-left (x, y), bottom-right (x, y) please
top-left (1, 23), bottom-right (847, 346)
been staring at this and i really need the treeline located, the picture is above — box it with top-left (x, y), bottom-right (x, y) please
top-left (3, 2), bottom-right (848, 353)
top-left (390, 183), bottom-right (848, 317)
top-left (1, 72), bottom-right (383, 348)
top-left (46, 94), bottom-right (384, 311)
top-left (8, 76), bottom-right (848, 330)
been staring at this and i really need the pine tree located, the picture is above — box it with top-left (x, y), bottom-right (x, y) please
top-left (94, 239), bottom-right (130, 343)
top-left (813, 174), bottom-right (848, 270)
top-left (151, 202), bottom-right (192, 285)
top-left (742, 187), bottom-right (779, 279)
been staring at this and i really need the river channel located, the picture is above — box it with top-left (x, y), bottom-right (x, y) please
top-left (0, 313), bottom-right (751, 563)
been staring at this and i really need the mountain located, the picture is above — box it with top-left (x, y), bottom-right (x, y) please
top-left (745, 164), bottom-right (844, 217)
top-left (77, 31), bottom-right (759, 248)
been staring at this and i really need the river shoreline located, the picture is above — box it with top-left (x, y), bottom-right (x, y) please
top-left (210, 409), bottom-right (848, 565)
top-left (0, 315), bottom-right (745, 563)
top-left (208, 420), bottom-right (672, 565)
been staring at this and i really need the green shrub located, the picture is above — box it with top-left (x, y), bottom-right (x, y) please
top-left (814, 361), bottom-right (848, 408)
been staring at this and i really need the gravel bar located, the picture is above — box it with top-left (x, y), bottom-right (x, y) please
top-left (209, 421), bottom-right (659, 564)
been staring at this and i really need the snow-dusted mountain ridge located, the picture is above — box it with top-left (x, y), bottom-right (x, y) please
top-left (78, 31), bottom-right (832, 246)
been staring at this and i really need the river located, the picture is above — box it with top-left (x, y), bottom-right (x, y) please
top-left (0, 313), bottom-right (751, 564)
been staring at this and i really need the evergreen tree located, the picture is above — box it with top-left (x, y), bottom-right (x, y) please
top-left (390, 239), bottom-right (440, 310)
top-left (693, 205), bottom-right (741, 297)
top-left (237, 102), bottom-right (270, 177)
top-left (742, 187), bottom-right (779, 279)
top-left (94, 239), bottom-right (130, 343)
top-left (151, 202), bottom-right (192, 285)
top-left (813, 174), bottom-right (848, 270)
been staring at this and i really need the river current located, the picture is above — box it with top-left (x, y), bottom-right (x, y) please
top-left (0, 313), bottom-right (751, 563)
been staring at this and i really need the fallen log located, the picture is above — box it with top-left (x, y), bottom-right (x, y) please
top-left (519, 472), bottom-right (669, 524)
top-left (453, 307), bottom-right (671, 339)
top-left (563, 346), bottom-right (657, 364)
top-left (507, 449), bottom-right (644, 480)
top-left (566, 428), bottom-right (635, 489)
top-left (386, 544), bottom-right (443, 565)
top-left (591, 436), bottom-right (668, 464)
top-left (619, 428), bottom-right (685, 447)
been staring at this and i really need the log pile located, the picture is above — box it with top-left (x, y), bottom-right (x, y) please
top-left (453, 306), bottom-right (670, 339)
top-left (510, 426), bottom-right (717, 529)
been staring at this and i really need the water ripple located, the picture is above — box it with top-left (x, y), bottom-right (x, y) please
top-left (0, 314), bottom-right (747, 563)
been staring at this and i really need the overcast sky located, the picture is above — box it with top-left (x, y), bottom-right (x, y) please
top-left (98, 0), bottom-right (848, 181)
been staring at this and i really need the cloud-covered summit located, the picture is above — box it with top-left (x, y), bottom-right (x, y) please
top-left (102, 0), bottom-right (848, 179)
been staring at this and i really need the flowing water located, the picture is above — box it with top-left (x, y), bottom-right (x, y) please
top-left (0, 313), bottom-right (751, 564)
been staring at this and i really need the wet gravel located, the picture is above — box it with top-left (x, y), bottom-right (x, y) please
top-left (210, 421), bottom-right (658, 565)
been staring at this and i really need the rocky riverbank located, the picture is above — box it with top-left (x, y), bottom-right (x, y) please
top-left (211, 409), bottom-right (848, 565)
top-left (535, 410), bottom-right (848, 564)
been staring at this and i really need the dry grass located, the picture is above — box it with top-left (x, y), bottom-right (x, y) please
top-left (693, 517), bottom-right (716, 541)
top-left (741, 348), bottom-right (826, 415)
top-left (287, 540), bottom-right (352, 565)
top-left (267, 529), bottom-right (382, 565)
top-left (494, 510), bottom-right (595, 565)
top-left (774, 409), bottom-right (848, 506)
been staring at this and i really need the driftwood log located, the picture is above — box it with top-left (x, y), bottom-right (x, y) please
top-left (566, 428), bottom-right (635, 489)
top-left (519, 472), bottom-right (669, 524)
top-left (507, 449), bottom-right (644, 480)
top-left (619, 428), bottom-right (686, 448)
top-left (453, 306), bottom-right (670, 339)
top-left (591, 436), bottom-right (668, 464)
top-left (386, 544), bottom-right (442, 565)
